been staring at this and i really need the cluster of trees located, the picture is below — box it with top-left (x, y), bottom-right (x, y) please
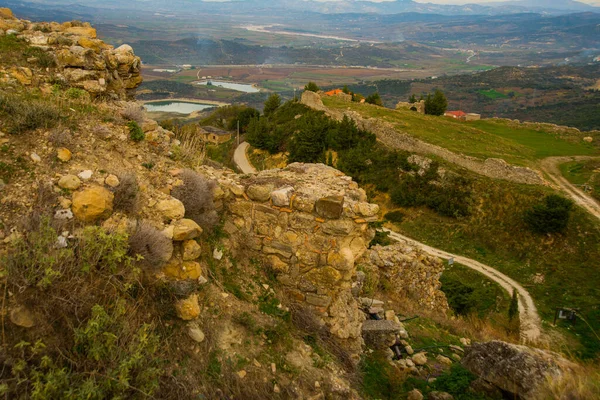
top-left (409, 90), bottom-right (448, 115)
top-left (247, 93), bottom-right (472, 219)
top-left (524, 194), bottom-right (573, 234)
top-left (247, 95), bottom-right (375, 163)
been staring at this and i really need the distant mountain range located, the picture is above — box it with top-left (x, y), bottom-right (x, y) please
top-left (5, 0), bottom-right (599, 16)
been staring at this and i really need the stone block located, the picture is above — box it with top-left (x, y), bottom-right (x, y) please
top-left (271, 186), bottom-right (294, 207)
top-left (263, 241), bottom-right (293, 259)
top-left (247, 183), bottom-right (274, 202)
top-left (305, 293), bottom-right (332, 308)
top-left (172, 219), bottom-right (202, 241)
top-left (315, 196), bottom-right (344, 219)
top-left (322, 219), bottom-right (354, 235)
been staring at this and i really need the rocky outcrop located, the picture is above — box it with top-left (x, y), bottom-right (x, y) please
top-left (0, 11), bottom-right (142, 98)
top-left (359, 243), bottom-right (448, 312)
top-left (211, 163), bottom-right (377, 353)
top-left (396, 100), bottom-right (425, 114)
top-left (461, 340), bottom-right (578, 399)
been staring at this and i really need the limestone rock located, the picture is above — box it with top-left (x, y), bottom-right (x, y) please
top-left (412, 352), bottom-right (428, 366)
top-left (58, 174), bottom-right (81, 190)
top-left (72, 186), bottom-right (114, 222)
top-left (247, 183), bottom-right (274, 202)
top-left (407, 389), bottom-right (424, 400)
top-left (54, 209), bottom-right (73, 220)
top-left (9, 305), bottom-right (35, 328)
top-left (30, 153), bottom-right (41, 163)
top-left (583, 136), bottom-right (593, 143)
top-left (0, 8), bottom-right (15, 19)
top-left (157, 198), bottom-right (185, 221)
top-left (175, 294), bottom-right (200, 320)
top-left (163, 258), bottom-right (202, 280)
top-left (428, 392), bottom-right (454, 400)
top-left (56, 148), bottom-right (72, 162)
top-left (187, 322), bottom-right (205, 343)
top-left (461, 340), bottom-right (577, 400)
top-left (78, 170), bottom-right (93, 181)
top-left (362, 319), bottom-right (402, 349)
top-left (105, 174), bottom-right (120, 188)
top-left (65, 26), bottom-right (97, 38)
top-left (315, 195), bottom-right (344, 219)
top-left (182, 240), bottom-right (201, 261)
top-left (436, 355), bottom-right (452, 365)
top-left (271, 186), bottom-right (294, 207)
top-left (355, 202), bottom-right (379, 217)
top-left (172, 219), bottom-right (202, 241)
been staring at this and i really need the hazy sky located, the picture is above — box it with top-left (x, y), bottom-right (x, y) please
top-left (411, 0), bottom-right (600, 4)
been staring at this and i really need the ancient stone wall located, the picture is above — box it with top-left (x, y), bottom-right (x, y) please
top-left (300, 91), bottom-right (546, 186)
top-left (360, 244), bottom-right (448, 312)
top-left (207, 163), bottom-right (379, 351)
top-left (0, 11), bottom-right (142, 98)
top-left (396, 100), bottom-right (425, 114)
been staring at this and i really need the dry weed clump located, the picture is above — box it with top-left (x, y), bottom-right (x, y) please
top-left (128, 221), bottom-right (173, 270)
top-left (120, 103), bottom-right (144, 123)
top-left (90, 124), bottom-right (112, 140)
top-left (535, 364), bottom-right (600, 400)
top-left (171, 169), bottom-right (218, 232)
top-left (48, 128), bottom-right (73, 147)
top-left (112, 172), bottom-right (140, 214)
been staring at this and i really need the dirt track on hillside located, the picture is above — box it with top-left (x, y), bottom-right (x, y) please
top-left (383, 229), bottom-right (543, 344)
top-left (539, 156), bottom-right (600, 222)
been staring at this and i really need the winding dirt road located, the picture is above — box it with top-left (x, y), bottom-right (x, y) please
top-left (233, 142), bottom-right (257, 174)
top-left (383, 229), bottom-right (543, 343)
top-left (539, 156), bottom-right (600, 222)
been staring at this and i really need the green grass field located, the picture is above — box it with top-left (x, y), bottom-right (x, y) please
top-left (559, 159), bottom-right (600, 201)
top-left (478, 89), bottom-right (508, 99)
top-left (323, 97), bottom-right (599, 166)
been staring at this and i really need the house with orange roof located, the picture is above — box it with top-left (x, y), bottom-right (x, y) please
top-left (324, 89), bottom-right (343, 96)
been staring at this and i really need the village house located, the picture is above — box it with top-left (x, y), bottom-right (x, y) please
top-left (444, 110), bottom-right (481, 121)
top-left (199, 126), bottom-right (233, 144)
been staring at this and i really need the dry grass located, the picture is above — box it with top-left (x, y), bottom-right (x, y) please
top-left (171, 169), bottom-right (218, 232)
top-left (535, 363), bottom-right (600, 400)
top-left (173, 127), bottom-right (206, 167)
top-left (120, 103), bottom-right (144, 123)
top-left (48, 128), bottom-right (73, 148)
top-left (128, 221), bottom-right (173, 270)
top-left (112, 172), bottom-right (140, 214)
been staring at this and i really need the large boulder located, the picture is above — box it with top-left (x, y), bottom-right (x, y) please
top-left (461, 340), bottom-right (577, 399)
top-left (72, 186), bottom-right (114, 222)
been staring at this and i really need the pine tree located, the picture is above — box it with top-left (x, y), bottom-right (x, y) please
top-left (263, 93), bottom-right (281, 118)
top-left (304, 81), bottom-right (320, 92)
top-left (508, 289), bottom-right (519, 322)
top-left (424, 90), bottom-right (448, 116)
top-left (365, 92), bottom-right (383, 106)
top-left (409, 94), bottom-right (417, 103)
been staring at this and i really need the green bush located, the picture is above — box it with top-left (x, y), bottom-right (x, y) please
top-left (369, 230), bottom-right (392, 248)
top-left (384, 211), bottom-right (405, 223)
top-left (128, 121), bottom-right (145, 142)
top-left (524, 194), bottom-right (573, 234)
top-left (7, 302), bottom-right (162, 399)
top-left (65, 87), bottom-right (87, 99)
top-left (304, 81), bottom-right (320, 92)
top-left (365, 92), bottom-right (383, 106)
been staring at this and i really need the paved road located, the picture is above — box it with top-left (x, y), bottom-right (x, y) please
top-left (540, 156), bottom-right (600, 222)
top-left (383, 229), bottom-right (543, 343)
top-left (233, 142), bottom-right (257, 174)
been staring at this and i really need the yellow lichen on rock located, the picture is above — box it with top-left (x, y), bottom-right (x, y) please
top-left (72, 186), bottom-right (114, 222)
top-left (175, 294), bottom-right (201, 320)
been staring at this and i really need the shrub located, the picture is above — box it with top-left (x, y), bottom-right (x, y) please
top-left (6, 302), bottom-right (163, 398)
top-left (365, 92), bottom-right (383, 106)
top-left (120, 103), bottom-right (144, 123)
top-left (0, 93), bottom-right (62, 134)
top-left (369, 230), bottom-right (392, 248)
top-left (128, 221), bottom-right (173, 270)
top-left (48, 128), bottom-right (73, 147)
top-left (128, 121), bottom-right (145, 142)
top-left (384, 211), bottom-right (404, 223)
top-left (524, 194), bottom-right (573, 234)
top-left (112, 172), bottom-right (140, 214)
top-left (91, 124), bottom-right (112, 139)
top-left (304, 81), bottom-right (320, 92)
top-left (65, 87), bottom-right (88, 99)
top-left (171, 169), bottom-right (218, 232)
